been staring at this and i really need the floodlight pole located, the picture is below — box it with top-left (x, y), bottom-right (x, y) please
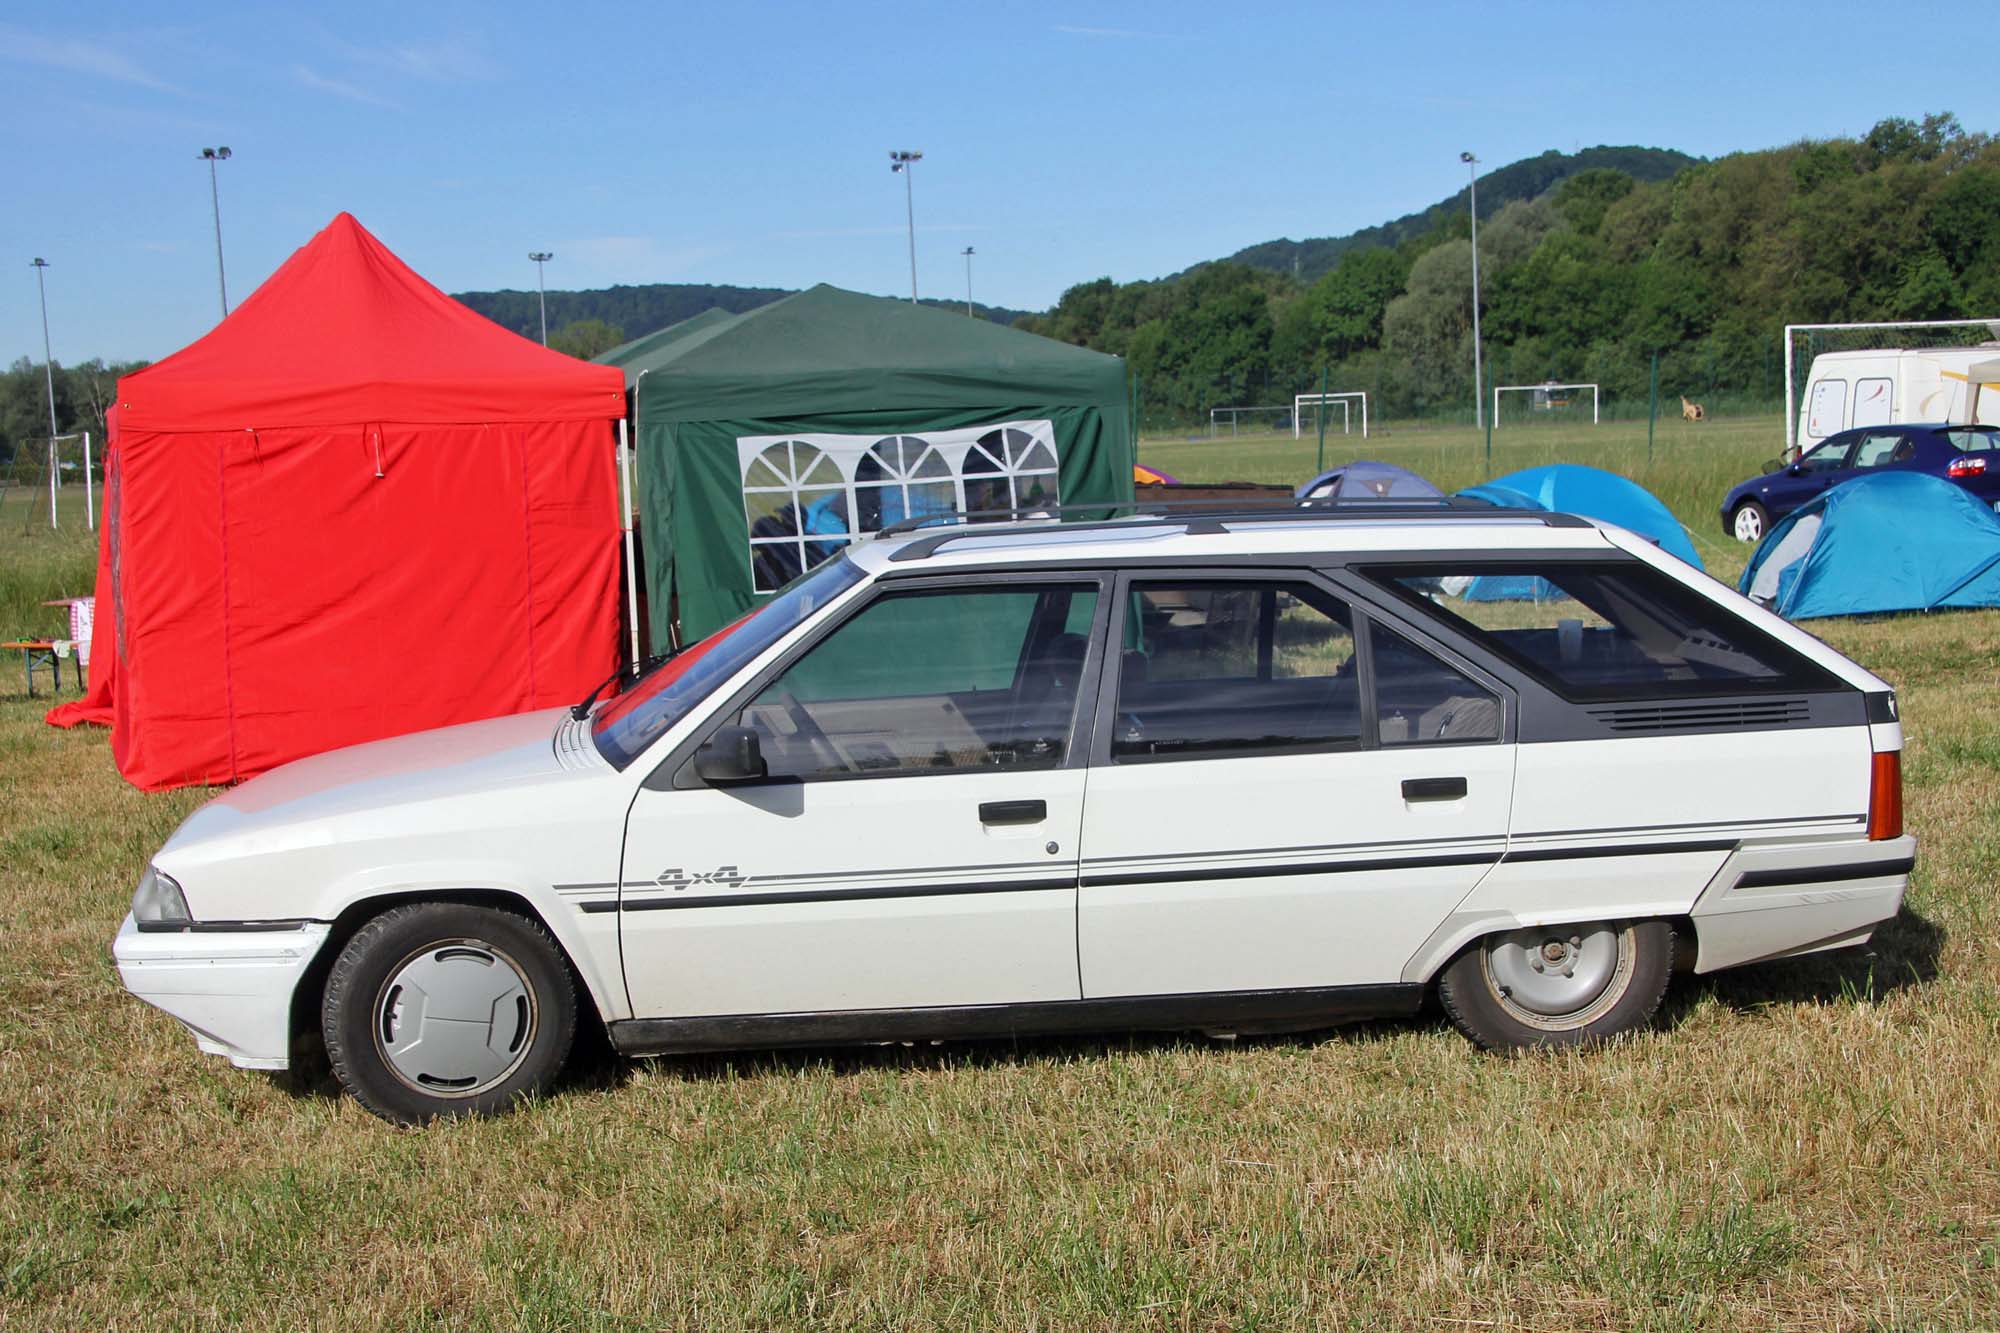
top-left (1461, 152), bottom-right (1484, 432)
top-left (890, 150), bottom-right (923, 301)
top-left (962, 246), bottom-right (975, 317)
top-left (529, 252), bottom-right (554, 344)
top-left (200, 147), bottom-right (232, 318)
top-left (31, 258), bottom-right (59, 529)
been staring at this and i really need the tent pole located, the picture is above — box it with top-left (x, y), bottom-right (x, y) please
top-left (618, 417), bottom-right (641, 667)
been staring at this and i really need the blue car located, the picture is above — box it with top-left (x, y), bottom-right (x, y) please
top-left (1721, 422), bottom-right (2000, 542)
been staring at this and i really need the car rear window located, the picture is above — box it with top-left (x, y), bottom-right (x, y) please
top-left (1362, 561), bottom-right (1838, 701)
top-left (1940, 427), bottom-right (2000, 453)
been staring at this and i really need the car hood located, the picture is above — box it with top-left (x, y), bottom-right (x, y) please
top-left (162, 707), bottom-right (589, 857)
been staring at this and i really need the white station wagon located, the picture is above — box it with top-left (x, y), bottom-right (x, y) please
top-left (115, 505), bottom-right (1915, 1123)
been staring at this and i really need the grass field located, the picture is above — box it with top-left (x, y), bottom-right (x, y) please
top-left (3, 414), bottom-right (1998, 1329)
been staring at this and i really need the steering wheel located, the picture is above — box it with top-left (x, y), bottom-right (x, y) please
top-left (775, 689), bottom-right (850, 773)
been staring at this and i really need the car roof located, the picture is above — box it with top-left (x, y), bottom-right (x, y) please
top-left (848, 507), bottom-right (1618, 576)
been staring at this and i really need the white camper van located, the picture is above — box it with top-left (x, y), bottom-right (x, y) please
top-left (1796, 344), bottom-right (2000, 450)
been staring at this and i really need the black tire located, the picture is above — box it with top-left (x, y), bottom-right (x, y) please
top-left (322, 902), bottom-right (577, 1125)
top-left (1437, 919), bottom-right (1673, 1051)
top-left (1729, 500), bottom-right (1770, 544)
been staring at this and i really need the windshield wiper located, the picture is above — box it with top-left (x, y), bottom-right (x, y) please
top-left (570, 651), bottom-right (676, 721)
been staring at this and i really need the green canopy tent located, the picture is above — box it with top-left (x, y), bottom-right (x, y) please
top-left (605, 285), bottom-right (1134, 645)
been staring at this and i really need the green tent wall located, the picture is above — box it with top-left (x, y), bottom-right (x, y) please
top-left (604, 286), bottom-right (1133, 644)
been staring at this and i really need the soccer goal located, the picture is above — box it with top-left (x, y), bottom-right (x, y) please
top-left (1493, 382), bottom-right (1599, 428)
top-left (1784, 318), bottom-right (2000, 452)
top-left (0, 431), bottom-right (95, 530)
top-left (1207, 405), bottom-right (1295, 438)
top-left (1292, 391), bottom-right (1369, 440)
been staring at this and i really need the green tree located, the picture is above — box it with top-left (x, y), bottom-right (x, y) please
top-left (547, 319), bottom-right (626, 360)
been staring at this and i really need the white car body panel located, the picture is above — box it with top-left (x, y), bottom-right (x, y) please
top-left (111, 510), bottom-right (1914, 1074)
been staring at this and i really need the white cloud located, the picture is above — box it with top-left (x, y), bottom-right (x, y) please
top-left (324, 33), bottom-right (498, 81)
top-left (0, 24), bottom-right (184, 93)
top-left (292, 64), bottom-right (398, 108)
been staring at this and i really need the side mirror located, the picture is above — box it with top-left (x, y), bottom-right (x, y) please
top-left (693, 725), bottom-right (766, 784)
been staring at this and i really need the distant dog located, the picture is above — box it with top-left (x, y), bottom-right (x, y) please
top-left (1680, 395), bottom-right (1706, 423)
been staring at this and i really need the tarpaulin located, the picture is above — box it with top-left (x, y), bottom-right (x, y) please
top-left (47, 214), bottom-right (625, 790)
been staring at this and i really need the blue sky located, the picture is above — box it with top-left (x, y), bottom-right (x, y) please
top-left (5, 1), bottom-right (1996, 364)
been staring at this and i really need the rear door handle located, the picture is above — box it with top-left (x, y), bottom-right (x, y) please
top-left (979, 799), bottom-right (1047, 825)
top-left (1402, 777), bottom-right (1467, 801)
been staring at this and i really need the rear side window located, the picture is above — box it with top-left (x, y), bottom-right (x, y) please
top-left (1941, 427), bottom-right (2000, 452)
top-left (1113, 581), bottom-right (1360, 759)
top-left (1364, 562), bottom-right (1837, 701)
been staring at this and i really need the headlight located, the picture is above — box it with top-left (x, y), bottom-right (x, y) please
top-left (132, 865), bottom-right (192, 928)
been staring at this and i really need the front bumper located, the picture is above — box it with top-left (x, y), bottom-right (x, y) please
top-left (112, 913), bottom-right (333, 1070)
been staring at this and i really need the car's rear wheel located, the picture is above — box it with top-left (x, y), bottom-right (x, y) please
top-left (1730, 500), bottom-right (1769, 543)
top-left (1438, 919), bottom-right (1672, 1050)
top-left (322, 902), bottom-right (576, 1124)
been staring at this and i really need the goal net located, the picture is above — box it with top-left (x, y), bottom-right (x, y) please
top-left (1785, 318), bottom-right (2000, 451)
top-left (1492, 382), bottom-right (1599, 428)
top-left (1292, 392), bottom-right (1369, 439)
top-left (1, 432), bottom-right (97, 529)
top-left (1207, 405), bottom-right (1296, 438)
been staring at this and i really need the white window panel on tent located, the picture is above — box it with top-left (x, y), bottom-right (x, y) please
top-left (736, 418), bottom-right (1061, 592)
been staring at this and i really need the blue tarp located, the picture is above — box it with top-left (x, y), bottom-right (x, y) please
top-left (1739, 471), bottom-right (2000, 619)
top-left (1455, 464), bottom-right (1701, 600)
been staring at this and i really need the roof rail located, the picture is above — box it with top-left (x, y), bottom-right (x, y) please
top-left (877, 496), bottom-right (1587, 563)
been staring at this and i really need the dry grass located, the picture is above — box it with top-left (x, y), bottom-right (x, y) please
top-left (3, 415), bottom-right (1998, 1328)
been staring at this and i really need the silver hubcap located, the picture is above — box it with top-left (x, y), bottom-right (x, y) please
top-left (1733, 507), bottom-right (1763, 542)
top-left (374, 939), bottom-right (537, 1098)
top-left (1481, 921), bottom-right (1634, 1030)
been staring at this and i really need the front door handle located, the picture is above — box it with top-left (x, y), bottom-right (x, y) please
top-left (1402, 777), bottom-right (1467, 802)
top-left (979, 799), bottom-right (1047, 825)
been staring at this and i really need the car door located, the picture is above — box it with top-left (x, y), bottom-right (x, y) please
top-left (1771, 432), bottom-right (1858, 513)
top-left (618, 575), bottom-right (1106, 1019)
top-left (1074, 572), bottom-right (1515, 998)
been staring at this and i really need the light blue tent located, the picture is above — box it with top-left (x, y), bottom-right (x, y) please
top-left (1455, 464), bottom-right (1701, 600)
top-left (1740, 471), bottom-right (2000, 619)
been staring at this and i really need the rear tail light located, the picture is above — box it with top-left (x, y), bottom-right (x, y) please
top-left (1868, 750), bottom-right (1903, 841)
top-left (1947, 455), bottom-right (1989, 478)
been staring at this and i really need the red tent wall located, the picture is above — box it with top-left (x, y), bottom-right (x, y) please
top-left (46, 214), bottom-right (626, 790)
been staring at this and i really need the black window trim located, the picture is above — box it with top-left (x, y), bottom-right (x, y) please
top-left (1352, 558), bottom-right (1844, 704)
top-left (650, 570), bottom-right (1112, 791)
top-left (1086, 567), bottom-right (1515, 768)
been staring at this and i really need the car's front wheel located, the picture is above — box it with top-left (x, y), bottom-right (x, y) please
top-left (1438, 919), bottom-right (1672, 1050)
top-left (1730, 500), bottom-right (1770, 543)
top-left (322, 902), bottom-right (577, 1124)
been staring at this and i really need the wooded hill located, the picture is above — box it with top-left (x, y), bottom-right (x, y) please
top-left (1020, 115), bottom-right (2000, 426)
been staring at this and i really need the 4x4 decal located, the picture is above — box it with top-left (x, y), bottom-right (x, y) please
top-left (655, 866), bottom-right (752, 891)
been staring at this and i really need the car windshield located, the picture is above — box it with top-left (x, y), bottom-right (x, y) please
top-left (591, 556), bottom-right (866, 768)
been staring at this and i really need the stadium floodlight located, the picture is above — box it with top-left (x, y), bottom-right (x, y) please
top-left (962, 246), bottom-right (975, 317)
top-left (1493, 382), bottom-right (1600, 428)
top-left (1461, 152), bottom-right (1484, 431)
top-left (528, 252), bottom-right (555, 344)
top-left (889, 149), bottom-right (922, 301)
top-left (200, 147), bottom-right (232, 318)
top-left (1293, 391), bottom-right (1369, 439)
top-left (1782, 318), bottom-right (2000, 452)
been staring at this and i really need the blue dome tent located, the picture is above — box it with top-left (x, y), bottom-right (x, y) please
top-left (1740, 471), bottom-right (2000, 619)
top-left (1296, 460), bottom-right (1443, 501)
top-left (1454, 464), bottom-right (1701, 600)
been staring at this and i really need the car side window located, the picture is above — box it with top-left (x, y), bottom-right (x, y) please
top-left (730, 584), bottom-right (1097, 780)
top-left (1370, 621), bottom-right (1502, 745)
top-left (1851, 432), bottom-right (1905, 468)
top-left (1112, 581), bottom-right (1360, 760)
top-left (1797, 436), bottom-right (1855, 472)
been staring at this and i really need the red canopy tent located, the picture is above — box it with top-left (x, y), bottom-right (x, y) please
top-left (48, 212), bottom-right (629, 791)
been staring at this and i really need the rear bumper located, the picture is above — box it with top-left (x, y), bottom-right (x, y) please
top-left (112, 914), bottom-right (332, 1070)
top-left (1688, 835), bottom-right (1915, 973)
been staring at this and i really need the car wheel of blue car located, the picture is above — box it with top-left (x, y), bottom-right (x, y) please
top-left (1731, 500), bottom-right (1769, 543)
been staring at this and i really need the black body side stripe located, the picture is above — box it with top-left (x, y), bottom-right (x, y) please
top-left (1734, 856), bottom-right (1915, 890)
top-left (594, 877), bottom-right (1077, 913)
top-left (1082, 851), bottom-right (1499, 888)
top-left (1500, 839), bottom-right (1738, 864)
